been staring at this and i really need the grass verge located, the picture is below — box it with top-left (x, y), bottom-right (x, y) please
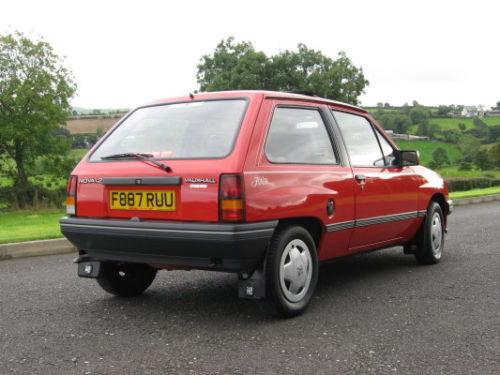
top-left (0, 210), bottom-right (65, 244)
top-left (449, 186), bottom-right (500, 200)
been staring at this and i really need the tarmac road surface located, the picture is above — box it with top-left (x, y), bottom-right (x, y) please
top-left (0, 201), bottom-right (499, 375)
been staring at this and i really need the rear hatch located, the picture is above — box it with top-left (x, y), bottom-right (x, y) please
top-left (70, 97), bottom-right (253, 222)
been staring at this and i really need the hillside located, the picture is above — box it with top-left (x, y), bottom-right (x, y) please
top-left (395, 140), bottom-right (463, 165)
top-left (64, 113), bottom-right (127, 134)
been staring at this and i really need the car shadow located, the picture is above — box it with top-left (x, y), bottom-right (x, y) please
top-left (316, 247), bottom-right (417, 294)
top-left (84, 247), bottom-right (419, 324)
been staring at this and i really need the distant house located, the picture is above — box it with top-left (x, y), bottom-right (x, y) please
top-left (461, 105), bottom-right (486, 118)
top-left (485, 109), bottom-right (500, 117)
top-left (461, 106), bottom-right (478, 117)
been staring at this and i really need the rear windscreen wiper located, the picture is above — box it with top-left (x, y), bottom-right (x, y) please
top-left (101, 153), bottom-right (171, 172)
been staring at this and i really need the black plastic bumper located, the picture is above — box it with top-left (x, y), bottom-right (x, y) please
top-left (60, 217), bottom-right (278, 272)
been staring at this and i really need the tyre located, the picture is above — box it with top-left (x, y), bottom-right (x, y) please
top-left (266, 225), bottom-right (318, 317)
top-left (97, 262), bottom-right (157, 297)
top-left (414, 201), bottom-right (445, 265)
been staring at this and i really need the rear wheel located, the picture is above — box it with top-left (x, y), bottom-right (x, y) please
top-left (266, 225), bottom-right (318, 317)
top-left (97, 262), bottom-right (157, 297)
top-left (415, 201), bottom-right (445, 265)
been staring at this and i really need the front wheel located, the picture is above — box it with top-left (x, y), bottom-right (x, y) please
top-left (415, 201), bottom-right (445, 265)
top-left (266, 225), bottom-right (318, 317)
top-left (97, 262), bottom-right (157, 297)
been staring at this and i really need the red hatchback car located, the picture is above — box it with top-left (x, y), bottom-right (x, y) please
top-left (60, 91), bottom-right (452, 316)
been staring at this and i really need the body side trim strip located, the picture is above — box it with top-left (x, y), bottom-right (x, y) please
top-left (325, 210), bottom-right (425, 233)
top-left (417, 210), bottom-right (427, 217)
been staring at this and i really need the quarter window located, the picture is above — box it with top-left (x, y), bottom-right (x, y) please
top-left (375, 129), bottom-right (397, 166)
top-left (333, 111), bottom-right (384, 167)
top-left (265, 107), bottom-right (336, 164)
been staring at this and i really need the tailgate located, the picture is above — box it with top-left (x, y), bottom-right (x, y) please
top-left (74, 161), bottom-right (223, 222)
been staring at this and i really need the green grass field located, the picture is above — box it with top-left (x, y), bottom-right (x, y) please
top-left (0, 210), bottom-right (65, 244)
top-left (395, 140), bottom-right (463, 165)
top-left (428, 117), bottom-right (500, 130)
top-left (71, 148), bottom-right (89, 159)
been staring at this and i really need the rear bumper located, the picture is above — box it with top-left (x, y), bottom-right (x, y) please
top-left (60, 217), bottom-right (278, 272)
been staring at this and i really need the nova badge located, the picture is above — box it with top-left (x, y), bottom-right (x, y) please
top-left (78, 178), bottom-right (103, 184)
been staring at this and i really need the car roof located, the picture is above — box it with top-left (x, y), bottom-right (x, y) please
top-left (147, 90), bottom-right (367, 113)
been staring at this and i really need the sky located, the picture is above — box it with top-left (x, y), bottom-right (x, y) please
top-left (1, 0), bottom-right (499, 109)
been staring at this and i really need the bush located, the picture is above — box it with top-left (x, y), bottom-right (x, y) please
top-left (458, 162), bottom-right (473, 171)
top-left (445, 177), bottom-right (500, 192)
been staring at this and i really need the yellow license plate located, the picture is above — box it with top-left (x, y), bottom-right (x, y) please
top-left (109, 190), bottom-right (176, 211)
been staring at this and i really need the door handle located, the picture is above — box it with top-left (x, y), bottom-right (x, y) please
top-left (355, 174), bottom-right (366, 182)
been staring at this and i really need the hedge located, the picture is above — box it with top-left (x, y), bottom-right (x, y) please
top-left (0, 185), bottom-right (66, 210)
top-left (445, 177), bottom-right (500, 192)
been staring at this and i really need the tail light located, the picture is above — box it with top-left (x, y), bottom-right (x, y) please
top-left (219, 175), bottom-right (245, 222)
top-left (66, 175), bottom-right (77, 215)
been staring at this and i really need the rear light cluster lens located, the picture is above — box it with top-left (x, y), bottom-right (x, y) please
top-left (66, 175), bottom-right (77, 215)
top-left (219, 175), bottom-right (245, 222)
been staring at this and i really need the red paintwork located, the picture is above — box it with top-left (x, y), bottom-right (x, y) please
top-left (69, 91), bottom-right (449, 262)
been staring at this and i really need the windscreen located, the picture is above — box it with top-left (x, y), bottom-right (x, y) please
top-left (90, 99), bottom-right (247, 161)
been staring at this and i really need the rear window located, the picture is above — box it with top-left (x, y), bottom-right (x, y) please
top-left (90, 99), bottom-right (247, 161)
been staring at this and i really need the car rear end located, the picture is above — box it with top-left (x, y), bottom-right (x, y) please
top-left (60, 92), bottom-right (277, 274)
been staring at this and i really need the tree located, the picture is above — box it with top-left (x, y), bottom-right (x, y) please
top-left (472, 118), bottom-right (489, 138)
top-left (196, 38), bottom-right (278, 92)
top-left (473, 149), bottom-right (491, 170)
top-left (489, 141), bottom-right (500, 167)
top-left (409, 106), bottom-right (431, 124)
top-left (458, 135), bottom-right (481, 160)
top-left (372, 112), bottom-right (411, 134)
top-left (416, 119), bottom-right (429, 136)
top-left (427, 123), bottom-right (442, 139)
top-left (197, 37), bottom-right (369, 105)
top-left (0, 31), bottom-right (76, 205)
top-left (489, 125), bottom-right (500, 142)
top-left (392, 114), bottom-right (412, 134)
top-left (443, 129), bottom-right (461, 144)
top-left (432, 147), bottom-right (449, 167)
top-left (437, 105), bottom-right (452, 117)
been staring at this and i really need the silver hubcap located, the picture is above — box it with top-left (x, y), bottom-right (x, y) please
top-left (279, 239), bottom-right (313, 302)
top-left (430, 212), bottom-right (443, 258)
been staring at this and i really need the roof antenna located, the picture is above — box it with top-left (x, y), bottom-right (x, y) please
top-left (189, 92), bottom-right (195, 100)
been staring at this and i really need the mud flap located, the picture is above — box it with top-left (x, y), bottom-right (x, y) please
top-left (77, 261), bottom-right (101, 278)
top-left (238, 269), bottom-right (266, 299)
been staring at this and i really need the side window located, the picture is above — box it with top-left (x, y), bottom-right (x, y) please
top-left (333, 111), bottom-right (384, 167)
top-left (375, 129), bottom-right (397, 166)
top-left (265, 107), bottom-right (336, 164)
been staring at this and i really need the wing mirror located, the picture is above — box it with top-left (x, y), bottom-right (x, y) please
top-left (395, 150), bottom-right (419, 167)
